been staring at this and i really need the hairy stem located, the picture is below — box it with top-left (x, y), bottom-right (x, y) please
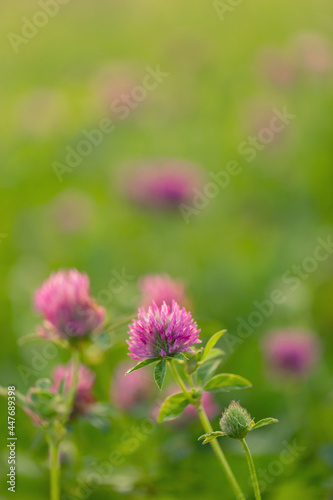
top-left (241, 438), bottom-right (261, 500)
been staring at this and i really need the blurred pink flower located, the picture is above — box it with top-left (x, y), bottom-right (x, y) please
top-left (243, 100), bottom-right (289, 149)
top-left (51, 362), bottom-right (96, 415)
top-left (262, 329), bottom-right (321, 378)
top-left (111, 361), bottom-right (155, 411)
top-left (47, 190), bottom-right (95, 234)
top-left (257, 48), bottom-right (297, 86)
top-left (34, 269), bottom-right (106, 339)
top-left (295, 33), bottom-right (332, 75)
top-left (119, 159), bottom-right (204, 208)
top-left (138, 274), bottom-right (189, 308)
top-left (92, 63), bottom-right (140, 112)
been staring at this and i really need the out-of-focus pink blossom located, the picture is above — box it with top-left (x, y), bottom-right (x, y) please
top-left (295, 33), bottom-right (332, 75)
top-left (262, 329), bottom-right (321, 378)
top-left (111, 361), bottom-right (155, 411)
top-left (257, 48), bottom-right (297, 86)
top-left (92, 64), bottom-right (140, 112)
top-left (51, 362), bottom-right (96, 415)
top-left (34, 269), bottom-right (106, 339)
top-left (48, 190), bottom-right (95, 234)
top-left (138, 274), bottom-right (189, 308)
top-left (119, 160), bottom-right (204, 209)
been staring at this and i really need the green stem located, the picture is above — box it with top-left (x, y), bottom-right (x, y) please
top-left (240, 438), bottom-right (261, 500)
top-left (169, 360), bottom-right (192, 400)
top-left (169, 361), bottom-right (245, 500)
top-left (62, 349), bottom-right (80, 424)
top-left (49, 441), bottom-right (60, 500)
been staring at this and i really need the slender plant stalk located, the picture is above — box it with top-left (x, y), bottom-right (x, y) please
top-left (49, 348), bottom-right (79, 500)
top-left (62, 349), bottom-right (80, 424)
top-left (169, 360), bottom-right (192, 399)
top-left (169, 360), bottom-right (245, 500)
top-left (240, 438), bottom-right (261, 500)
top-left (49, 441), bottom-right (60, 500)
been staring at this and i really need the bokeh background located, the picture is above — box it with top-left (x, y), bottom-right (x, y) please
top-left (1, 0), bottom-right (333, 499)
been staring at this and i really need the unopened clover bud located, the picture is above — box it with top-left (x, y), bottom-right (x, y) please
top-left (219, 401), bottom-right (252, 439)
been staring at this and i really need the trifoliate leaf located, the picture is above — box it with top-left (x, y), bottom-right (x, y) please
top-left (158, 393), bottom-right (189, 423)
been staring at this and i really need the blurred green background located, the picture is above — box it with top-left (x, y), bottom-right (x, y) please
top-left (1, 0), bottom-right (333, 498)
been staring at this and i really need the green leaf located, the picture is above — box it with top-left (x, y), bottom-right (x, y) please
top-left (203, 373), bottom-right (252, 392)
top-left (126, 358), bottom-right (160, 374)
top-left (197, 359), bottom-right (221, 387)
top-left (203, 348), bottom-right (225, 361)
top-left (157, 393), bottom-right (189, 423)
top-left (154, 359), bottom-right (167, 390)
top-left (198, 431), bottom-right (226, 444)
top-left (202, 330), bottom-right (227, 361)
top-left (251, 418), bottom-right (279, 430)
top-left (30, 390), bottom-right (54, 402)
top-left (57, 377), bottom-right (67, 398)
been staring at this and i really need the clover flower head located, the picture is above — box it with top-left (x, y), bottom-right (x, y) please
top-left (127, 300), bottom-right (201, 361)
top-left (119, 159), bottom-right (203, 208)
top-left (34, 269), bottom-right (106, 339)
top-left (263, 329), bottom-right (320, 377)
